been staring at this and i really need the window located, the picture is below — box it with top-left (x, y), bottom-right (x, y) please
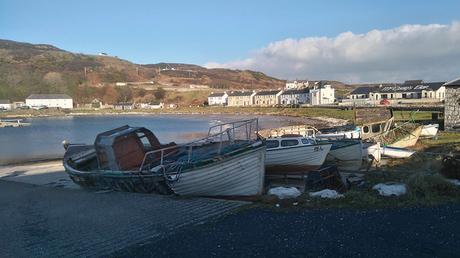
top-left (372, 124), bottom-right (381, 133)
top-left (301, 138), bottom-right (313, 144)
top-left (281, 139), bottom-right (299, 147)
top-left (266, 140), bottom-right (279, 149)
top-left (363, 126), bottom-right (370, 134)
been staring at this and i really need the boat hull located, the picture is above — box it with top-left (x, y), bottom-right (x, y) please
top-left (168, 145), bottom-right (266, 196)
top-left (421, 124), bottom-right (439, 138)
top-left (265, 143), bottom-right (331, 174)
top-left (63, 162), bottom-right (170, 194)
top-left (388, 126), bottom-right (423, 148)
top-left (326, 140), bottom-right (363, 171)
top-left (381, 146), bottom-right (415, 158)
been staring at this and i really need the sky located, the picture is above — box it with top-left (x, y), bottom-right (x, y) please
top-left (1, 0), bottom-right (460, 83)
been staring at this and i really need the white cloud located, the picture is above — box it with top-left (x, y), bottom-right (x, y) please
top-left (205, 22), bottom-right (460, 83)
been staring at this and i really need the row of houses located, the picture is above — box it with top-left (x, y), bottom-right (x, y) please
top-left (345, 80), bottom-right (446, 105)
top-left (208, 84), bottom-right (335, 107)
top-left (0, 94), bottom-right (74, 110)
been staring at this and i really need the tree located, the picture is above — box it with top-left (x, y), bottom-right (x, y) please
top-left (116, 86), bottom-right (133, 103)
top-left (153, 87), bottom-right (166, 100)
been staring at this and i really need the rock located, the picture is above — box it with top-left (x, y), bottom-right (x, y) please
top-left (372, 183), bottom-right (407, 196)
top-left (268, 187), bottom-right (301, 199)
top-left (309, 189), bottom-right (344, 199)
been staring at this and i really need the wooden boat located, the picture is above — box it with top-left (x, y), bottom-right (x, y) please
top-left (264, 136), bottom-right (332, 174)
top-left (63, 119), bottom-right (266, 196)
top-left (322, 139), bottom-right (363, 171)
top-left (379, 123), bottom-right (423, 148)
top-left (420, 124), bottom-right (439, 138)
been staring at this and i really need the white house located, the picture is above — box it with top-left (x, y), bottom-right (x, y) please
top-left (310, 84), bottom-right (335, 105)
top-left (280, 88), bottom-right (310, 105)
top-left (285, 80), bottom-right (309, 90)
top-left (25, 94), bottom-right (73, 109)
top-left (0, 99), bottom-right (12, 110)
top-left (207, 92), bottom-right (228, 106)
top-left (348, 80), bottom-right (446, 103)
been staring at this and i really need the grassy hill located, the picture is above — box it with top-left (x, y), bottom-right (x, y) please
top-left (0, 39), bottom-right (286, 103)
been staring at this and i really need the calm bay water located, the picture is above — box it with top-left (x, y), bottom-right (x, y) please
top-left (0, 114), bottom-right (315, 164)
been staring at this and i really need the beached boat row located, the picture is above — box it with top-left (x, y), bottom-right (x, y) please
top-left (63, 109), bottom-right (439, 197)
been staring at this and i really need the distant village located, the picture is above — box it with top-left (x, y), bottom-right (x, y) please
top-left (207, 79), bottom-right (448, 107)
top-left (1, 77), bottom-right (460, 131)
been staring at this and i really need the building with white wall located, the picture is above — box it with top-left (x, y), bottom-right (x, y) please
top-left (285, 80), bottom-right (309, 90)
top-left (280, 88), bottom-right (310, 105)
top-left (0, 99), bottom-right (12, 110)
top-left (227, 91), bottom-right (256, 107)
top-left (253, 90), bottom-right (283, 106)
top-left (207, 92), bottom-right (228, 106)
top-left (25, 94), bottom-right (73, 109)
top-left (310, 84), bottom-right (335, 105)
top-left (348, 80), bottom-right (445, 103)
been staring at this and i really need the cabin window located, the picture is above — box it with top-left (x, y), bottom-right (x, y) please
top-left (301, 138), bottom-right (312, 144)
top-left (371, 124), bottom-right (381, 133)
top-left (137, 132), bottom-right (151, 149)
top-left (266, 140), bottom-right (279, 149)
top-left (363, 126), bottom-right (370, 134)
top-left (281, 139), bottom-right (299, 147)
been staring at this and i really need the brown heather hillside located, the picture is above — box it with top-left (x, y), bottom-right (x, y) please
top-left (0, 39), bottom-right (286, 104)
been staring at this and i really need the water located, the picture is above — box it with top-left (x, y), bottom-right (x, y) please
top-left (0, 114), bottom-right (317, 164)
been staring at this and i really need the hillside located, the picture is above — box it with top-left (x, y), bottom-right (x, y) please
top-left (0, 39), bottom-right (285, 103)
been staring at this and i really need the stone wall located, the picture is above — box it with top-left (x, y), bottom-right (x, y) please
top-left (444, 86), bottom-right (460, 131)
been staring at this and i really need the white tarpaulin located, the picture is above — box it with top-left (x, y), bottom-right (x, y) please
top-left (268, 187), bottom-right (301, 199)
top-left (372, 183), bottom-right (407, 196)
top-left (309, 189), bottom-right (344, 199)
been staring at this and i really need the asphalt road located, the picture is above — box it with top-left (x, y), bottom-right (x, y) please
top-left (0, 180), bottom-right (245, 257)
top-left (115, 204), bottom-right (460, 258)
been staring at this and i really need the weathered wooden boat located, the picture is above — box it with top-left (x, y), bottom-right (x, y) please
top-left (264, 136), bottom-right (332, 174)
top-left (376, 123), bottom-right (423, 148)
top-left (63, 119), bottom-right (266, 196)
top-left (420, 124), bottom-right (439, 138)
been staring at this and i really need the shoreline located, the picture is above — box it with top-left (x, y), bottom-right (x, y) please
top-left (0, 107), bottom-right (352, 128)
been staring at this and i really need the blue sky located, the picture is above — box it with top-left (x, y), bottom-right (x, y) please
top-left (1, 0), bottom-right (460, 82)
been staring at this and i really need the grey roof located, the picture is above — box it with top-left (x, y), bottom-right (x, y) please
top-left (255, 90), bottom-right (281, 96)
top-left (0, 99), bottom-right (10, 104)
top-left (227, 91), bottom-right (253, 97)
top-left (379, 82), bottom-right (445, 93)
top-left (208, 92), bottom-right (226, 97)
top-left (350, 82), bottom-right (444, 95)
top-left (350, 87), bottom-right (375, 95)
top-left (444, 77), bottom-right (460, 87)
top-left (281, 88), bottom-right (310, 95)
top-left (26, 94), bottom-right (72, 100)
top-left (403, 80), bottom-right (424, 85)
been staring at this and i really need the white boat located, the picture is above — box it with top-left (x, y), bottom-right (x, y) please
top-left (64, 119), bottom-right (266, 196)
top-left (323, 139), bottom-right (363, 171)
top-left (167, 143), bottom-right (265, 196)
top-left (264, 136), bottom-right (332, 174)
top-left (420, 124), bottom-right (439, 138)
top-left (362, 142), bottom-right (415, 161)
top-left (362, 142), bottom-right (381, 162)
top-left (381, 146), bottom-right (416, 158)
